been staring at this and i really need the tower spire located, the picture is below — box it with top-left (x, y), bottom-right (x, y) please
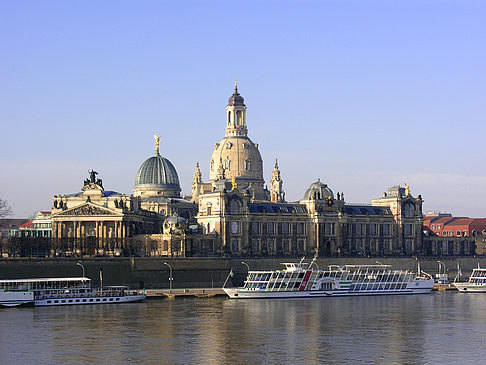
top-left (270, 158), bottom-right (285, 202)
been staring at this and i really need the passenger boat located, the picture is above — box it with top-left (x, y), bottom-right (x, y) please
top-left (223, 260), bottom-right (434, 299)
top-left (0, 277), bottom-right (146, 307)
top-left (453, 267), bottom-right (486, 293)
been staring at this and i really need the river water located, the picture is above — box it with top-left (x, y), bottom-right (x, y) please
top-left (1, 292), bottom-right (485, 364)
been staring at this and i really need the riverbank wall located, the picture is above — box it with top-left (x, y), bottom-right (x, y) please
top-left (1, 257), bottom-right (485, 289)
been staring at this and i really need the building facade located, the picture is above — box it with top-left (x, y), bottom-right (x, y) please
top-left (192, 85), bottom-right (425, 257)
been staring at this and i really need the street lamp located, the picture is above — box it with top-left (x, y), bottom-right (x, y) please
top-left (438, 260), bottom-right (446, 284)
top-left (164, 262), bottom-right (173, 293)
top-left (241, 261), bottom-right (250, 272)
top-left (76, 262), bottom-right (85, 277)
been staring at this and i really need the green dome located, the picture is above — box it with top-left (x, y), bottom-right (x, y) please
top-left (134, 153), bottom-right (181, 195)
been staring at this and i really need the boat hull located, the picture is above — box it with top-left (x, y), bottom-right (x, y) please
top-left (0, 290), bottom-right (34, 307)
top-left (453, 283), bottom-right (486, 293)
top-left (33, 294), bottom-right (146, 306)
top-left (223, 287), bottom-right (433, 299)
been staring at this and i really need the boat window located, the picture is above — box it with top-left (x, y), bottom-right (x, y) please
top-left (47, 300), bottom-right (51, 304)
top-left (54, 300), bottom-right (59, 303)
top-left (82, 299), bottom-right (86, 302)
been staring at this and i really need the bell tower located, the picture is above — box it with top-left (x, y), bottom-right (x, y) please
top-left (225, 80), bottom-right (248, 137)
top-left (270, 159), bottom-right (285, 202)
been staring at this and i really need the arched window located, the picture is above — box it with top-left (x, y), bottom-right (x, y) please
top-left (230, 199), bottom-right (240, 214)
top-left (403, 204), bottom-right (415, 218)
top-left (224, 158), bottom-right (231, 170)
top-left (228, 111), bottom-right (231, 124)
top-left (236, 110), bottom-right (243, 125)
top-left (245, 159), bottom-right (251, 170)
top-left (207, 203), bottom-right (212, 215)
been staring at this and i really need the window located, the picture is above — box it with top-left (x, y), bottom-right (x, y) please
top-left (251, 222), bottom-right (260, 234)
top-left (448, 230), bottom-right (453, 236)
top-left (230, 200), bottom-right (240, 214)
top-left (207, 204), bottom-right (212, 215)
top-left (282, 222), bottom-right (290, 235)
top-left (456, 230), bottom-right (461, 236)
top-left (403, 204), bottom-right (415, 218)
top-left (231, 239), bottom-right (239, 252)
top-left (252, 239), bottom-right (259, 252)
top-left (267, 222), bottom-right (275, 234)
top-left (382, 224), bottom-right (390, 236)
top-left (236, 110), bottom-right (243, 125)
top-left (431, 224), bottom-right (436, 229)
top-left (405, 224), bottom-right (413, 235)
top-left (231, 222), bottom-right (240, 234)
top-left (370, 224), bottom-right (377, 235)
top-left (355, 223), bottom-right (363, 235)
top-left (224, 159), bottom-right (231, 170)
top-left (296, 223), bottom-right (306, 234)
top-left (245, 159), bottom-right (251, 170)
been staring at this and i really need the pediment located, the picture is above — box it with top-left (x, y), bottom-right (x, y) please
top-left (54, 203), bottom-right (121, 217)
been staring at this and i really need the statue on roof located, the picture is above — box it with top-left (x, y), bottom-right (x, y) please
top-left (89, 170), bottom-right (98, 183)
top-left (154, 134), bottom-right (161, 154)
top-left (404, 183), bottom-right (410, 196)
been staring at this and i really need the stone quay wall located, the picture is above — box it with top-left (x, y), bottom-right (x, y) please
top-left (1, 257), bottom-right (485, 289)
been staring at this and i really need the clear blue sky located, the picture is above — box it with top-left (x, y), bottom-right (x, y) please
top-left (1, 0), bottom-right (485, 218)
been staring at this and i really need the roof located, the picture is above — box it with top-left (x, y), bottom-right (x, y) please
top-left (344, 205), bottom-right (392, 216)
top-left (135, 153), bottom-right (180, 193)
top-left (249, 202), bottom-right (307, 214)
top-left (65, 190), bottom-right (121, 198)
top-left (18, 220), bottom-right (34, 229)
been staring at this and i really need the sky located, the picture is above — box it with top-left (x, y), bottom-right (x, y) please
top-left (1, 0), bottom-right (485, 218)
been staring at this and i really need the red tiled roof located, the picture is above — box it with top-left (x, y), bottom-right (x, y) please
top-left (19, 220), bottom-right (34, 229)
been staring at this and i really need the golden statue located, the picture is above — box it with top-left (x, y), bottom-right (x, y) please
top-left (153, 134), bottom-right (161, 153)
top-left (235, 79), bottom-right (238, 90)
top-left (231, 177), bottom-right (237, 191)
top-left (404, 183), bottom-right (410, 196)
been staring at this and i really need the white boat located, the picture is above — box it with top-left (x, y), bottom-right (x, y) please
top-left (453, 268), bottom-right (486, 293)
top-left (223, 260), bottom-right (434, 299)
top-left (0, 277), bottom-right (146, 307)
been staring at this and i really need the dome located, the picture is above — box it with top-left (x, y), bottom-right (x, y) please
top-left (303, 179), bottom-right (334, 200)
top-left (134, 153), bottom-right (181, 197)
top-left (209, 136), bottom-right (264, 187)
top-left (228, 87), bottom-right (245, 106)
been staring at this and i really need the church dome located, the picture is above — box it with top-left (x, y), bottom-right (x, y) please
top-left (303, 179), bottom-right (334, 200)
top-left (134, 152), bottom-right (181, 197)
top-left (209, 137), bottom-right (264, 185)
top-left (228, 88), bottom-right (245, 106)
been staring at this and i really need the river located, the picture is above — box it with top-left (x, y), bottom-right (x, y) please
top-left (1, 292), bottom-right (485, 364)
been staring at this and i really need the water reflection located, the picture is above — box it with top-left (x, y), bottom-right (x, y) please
top-left (1, 293), bottom-right (486, 364)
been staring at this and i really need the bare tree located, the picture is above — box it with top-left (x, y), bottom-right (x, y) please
top-left (0, 198), bottom-right (13, 222)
